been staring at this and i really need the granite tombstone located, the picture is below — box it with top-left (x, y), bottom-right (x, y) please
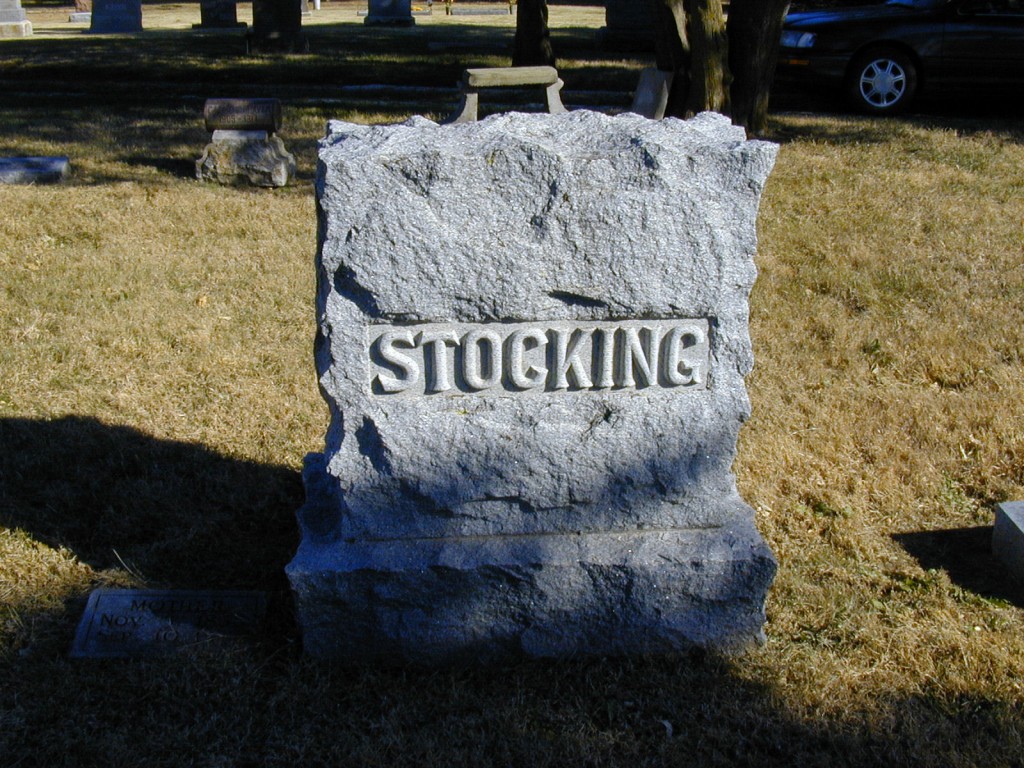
top-left (196, 0), bottom-right (243, 29)
top-left (88, 0), bottom-right (141, 33)
top-left (288, 110), bottom-right (778, 664)
top-left (364, 0), bottom-right (414, 26)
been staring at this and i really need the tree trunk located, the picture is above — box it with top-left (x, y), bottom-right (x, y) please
top-left (656, 0), bottom-right (728, 118)
top-left (512, 0), bottom-right (554, 67)
top-left (727, 0), bottom-right (790, 135)
top-left (681, 0), bottom-right (728, 116)
top-left (653, 0), bottom-right (690, 114)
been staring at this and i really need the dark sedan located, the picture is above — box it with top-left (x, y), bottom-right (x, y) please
top-left (778, 0), bottom-right (1024, 113)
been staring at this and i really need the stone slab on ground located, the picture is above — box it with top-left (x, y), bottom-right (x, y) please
top-left (994, 501), bottom-right (1024, 585)
top-left (290, 110), bottom-right (778, 663)
top-left (0, 156), bottom-right (70, 184)
top-left (70, 589), bottom-right (267, 658)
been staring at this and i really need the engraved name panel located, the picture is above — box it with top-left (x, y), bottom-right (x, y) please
top-left (368, 319), bottom-right (710, 396)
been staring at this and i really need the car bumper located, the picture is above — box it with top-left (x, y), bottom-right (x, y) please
top-left (776, 53), bottom-right (849, 85)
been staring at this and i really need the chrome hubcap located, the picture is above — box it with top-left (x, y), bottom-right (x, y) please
top-left (860, 59), bottom-right (906, 107)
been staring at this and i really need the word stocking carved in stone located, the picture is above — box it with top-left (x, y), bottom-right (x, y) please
top-left (288, 111), bottom-right (778, 664)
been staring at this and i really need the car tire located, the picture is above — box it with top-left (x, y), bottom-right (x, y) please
top-left (847, 48), bottom-right (918, 114)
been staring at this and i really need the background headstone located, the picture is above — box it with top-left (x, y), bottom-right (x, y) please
top-left (196, 0), bottom-right (244, 29)
top-left (288, 111), bottom-right (778, 664)
top-left (0, 0), bottom-right (31, 38)
top-left (196, 98), bottom-right (295, 187)
top-left (600, 0), bottom-right (655, 51)
top-left (250, 0), bottom-right (305, 52)
top-left (88, 0), bottom-right (141, 33)
top-left (364, 0), bottom-right (414, 26)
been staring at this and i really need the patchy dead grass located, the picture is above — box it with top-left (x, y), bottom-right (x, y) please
top-left (2, 9), bottom-right (1024, 766)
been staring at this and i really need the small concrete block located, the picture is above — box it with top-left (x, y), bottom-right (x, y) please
top-left (994, 501), bottom-right (1024, 584)
top-left (630, 67), bottom-right (674, 120)
top-left (70, 589), bottom-right (267, 658)
top-left (0, 156), bottom-right (70, 184)
top-left (68, 11), bottom-right (91, 22)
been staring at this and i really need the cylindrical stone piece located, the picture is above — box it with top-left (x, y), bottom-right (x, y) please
top-left (203, 98), bottom-right (283, 133)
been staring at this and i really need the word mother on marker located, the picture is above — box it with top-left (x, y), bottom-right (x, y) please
top-left (369, 319), bottom-right (709, 395)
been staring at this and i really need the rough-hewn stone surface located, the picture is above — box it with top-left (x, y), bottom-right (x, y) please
top-left (195, 134), bottom-right (295, 187)
top-left (289, 111), bottom-right (778, 663)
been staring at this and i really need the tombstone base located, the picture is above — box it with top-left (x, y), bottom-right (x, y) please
top-left (994, 502), bottom-right (1024, 585)
top-left (0, 20), bottom-right (31, 37)
top-left (287, 454), bottom-right (777, 664)
top-left (196, 135), bottom-right (295, 188)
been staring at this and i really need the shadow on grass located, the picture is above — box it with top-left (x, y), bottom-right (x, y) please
top-left (0, 415), bottom-right (301, 591)
top-left (894, 526), bottom-right (1024, 610)
top-left (125, 154), bottom-right (199, 179)
top-left (3, 415), bottom-right (1024, 764)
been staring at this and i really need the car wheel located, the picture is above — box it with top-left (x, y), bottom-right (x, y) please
top-left (848, 48), bottom-right (918, 114)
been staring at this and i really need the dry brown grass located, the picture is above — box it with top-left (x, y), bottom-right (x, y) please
top-left (2, 8), bottom-right (1024, 766)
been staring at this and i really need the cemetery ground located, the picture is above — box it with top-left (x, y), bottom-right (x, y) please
top-left (3, 3), bottom-right (1024, 765)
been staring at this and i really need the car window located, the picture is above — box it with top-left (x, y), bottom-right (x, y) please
top-left (958, 0), bottom-right (1024, 15)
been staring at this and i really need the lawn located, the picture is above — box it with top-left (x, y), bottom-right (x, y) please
top-left (2, 4), bottom-right (1024, 766)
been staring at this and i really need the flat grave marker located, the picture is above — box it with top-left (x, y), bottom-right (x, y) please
top-left (71, 589), bottom-right (267, 658)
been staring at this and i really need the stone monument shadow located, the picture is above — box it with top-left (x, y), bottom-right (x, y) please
top-left (0, 415), bottom-right (301, 592)
top-left (125, 155), bottom-right (197, 179)
top-left (893, 525), bottom-right (1024, 609)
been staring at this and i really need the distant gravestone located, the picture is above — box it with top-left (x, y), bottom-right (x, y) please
top-left (249, 0), bottom-right (305, 51)
top-left (601, 0), bottom-right (655, 51)
top-left (0, 0), bottom-right (31, 38)
top-left (364, 0), bottom-right (414, 26)
top-left (287, 111), bottom-right (778, 664)
top-left (196, 0), bottom-right (244, 29)
top-left (0, 157), bottom-right (70, 184)
top-left (196, 98), bottom-right (295, 187)
top-left (70, 589), bottom-right (267, 658)
top-left (88, 0), bottom-right (141, 33)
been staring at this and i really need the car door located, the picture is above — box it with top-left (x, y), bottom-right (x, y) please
top-left (941, 0), bottom-right (1024, 88)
